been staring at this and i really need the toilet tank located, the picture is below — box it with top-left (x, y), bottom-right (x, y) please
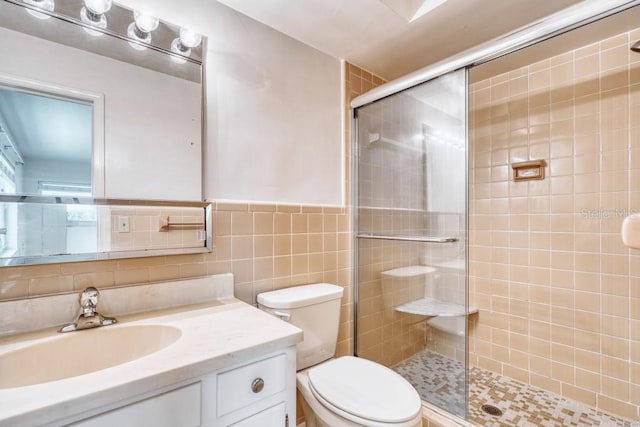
top-left (257, 284), bottom-right (343, 370)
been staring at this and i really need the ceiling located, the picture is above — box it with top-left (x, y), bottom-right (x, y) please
top-left (216, 0), bottom-right (585, 80)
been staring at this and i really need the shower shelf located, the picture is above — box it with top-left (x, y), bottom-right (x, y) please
top-left (365, 133), bottom-right (423, 153)
top-left (394, 297), bottom-right (478, 317)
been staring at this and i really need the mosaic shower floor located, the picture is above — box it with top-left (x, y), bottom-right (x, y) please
top-left (394, 349), bottom-right (637, 427)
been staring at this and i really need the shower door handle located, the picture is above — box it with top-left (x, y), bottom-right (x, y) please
top-left (356, 233), bottom-right (458, 243)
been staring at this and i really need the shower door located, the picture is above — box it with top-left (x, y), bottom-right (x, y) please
top-left (354, 68), bottom-right (468, 419)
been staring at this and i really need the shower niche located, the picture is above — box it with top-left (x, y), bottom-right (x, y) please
top-left (354, 69), bottom-right (470, 418)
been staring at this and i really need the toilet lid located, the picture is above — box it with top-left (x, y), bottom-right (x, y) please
top-left (307, 357), bottom-right (421, 424)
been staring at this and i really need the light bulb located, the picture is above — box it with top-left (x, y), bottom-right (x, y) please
top-left (133, 10), bottom-right (159, 33)
top-left (171, 28), bottom-right (202, 58)
top-left (80, 0), bottom-right (111, 32)
top-left (171, 38), bottom-right (187, 56)
top-left (83, 0), bottom-right (111, 15)
top-left (127, 10), bottom-right (159, 49)
top-left (179, 28), bottom-right (202, 48)
top-left (127, 23), bottom-right (148, 50)
top-left (23, 0), bottom-right (55, 19)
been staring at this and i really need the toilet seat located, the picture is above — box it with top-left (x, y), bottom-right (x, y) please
top-left (307, 357), bottom-right (421, 425)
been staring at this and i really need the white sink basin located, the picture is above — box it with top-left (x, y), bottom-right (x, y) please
top-left (0, 324), bottom-right (181, 389)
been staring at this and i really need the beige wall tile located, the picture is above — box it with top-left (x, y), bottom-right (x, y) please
top-left (273, 213), bottom-right (292, 234)
top-left (292, 214), bottom-right (309, 233)
top-left (253, 212), bottom-right (274, 235)
top-left (562, 384), bottom-right (596, 407)
top-left (216, 202), bottom-right (249, 212)
top-left (231, 236), bottom-right (253, 259)
top-left (253, 257), bottom-right (274, 281)
top-left (599, 396), bottom-right (638, 421)
top-left (114, 268), bottom-right (149, 286)
top-left (179, 262), bottom-right (207, 279)
top-left (249, 203), bottom-right (277, 212)
top-left (73, 272), bottom-right (114, 290)
top-left (0, 279), bottom-right (29, 300)
top-left (231, 212), bottom-right (253, 235)
top-left (30, 275), bottom-right (74, 296)
top-left (254, 235), bottom-right (274, 258)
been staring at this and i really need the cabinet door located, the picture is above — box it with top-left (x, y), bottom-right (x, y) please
top-left (229, 403), bottom-right (286, 427)
top-left (67, 382), bottom-right (201, 427)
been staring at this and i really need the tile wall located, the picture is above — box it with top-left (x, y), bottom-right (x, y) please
top-left (209, 201), bottom-right (353, 357)
top-left (469, 28), bottom-right (640, 421)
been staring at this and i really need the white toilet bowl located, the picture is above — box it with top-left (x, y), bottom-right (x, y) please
top-left (257, 285), bottom-right (422, 427)
top-left (296, 357), bottom-right (422, 427)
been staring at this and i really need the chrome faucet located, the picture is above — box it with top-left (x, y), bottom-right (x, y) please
top-left (58, 287), bottom-right (117, 333)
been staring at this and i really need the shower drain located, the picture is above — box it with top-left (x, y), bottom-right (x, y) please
top-left (481, 404), bottom-right (503, 416)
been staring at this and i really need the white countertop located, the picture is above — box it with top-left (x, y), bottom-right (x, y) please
top-left (0, 297), bottom-right (303, 427)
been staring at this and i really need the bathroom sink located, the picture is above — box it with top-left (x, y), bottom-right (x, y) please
top-left (0, 324), bottom-right (181, 389)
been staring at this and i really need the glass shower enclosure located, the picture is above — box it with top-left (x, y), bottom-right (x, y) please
top-left (353, 69), bottom-right (469, 418)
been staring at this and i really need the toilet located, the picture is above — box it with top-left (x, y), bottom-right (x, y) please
top-left (257, 284), bottom-right (422, 427)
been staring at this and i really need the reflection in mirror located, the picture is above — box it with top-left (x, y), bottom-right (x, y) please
top-left (0, 0), bottom-right (204, 201)
top-left (0, 200), bottom-right (211, 266)
top-left (0, 87), bottom-right (92, 196)
top-left (106, 205), bottom-right (207, 252)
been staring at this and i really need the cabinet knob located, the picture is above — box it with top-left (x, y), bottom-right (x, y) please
top-left (251, 377), bottom-right (264, 393)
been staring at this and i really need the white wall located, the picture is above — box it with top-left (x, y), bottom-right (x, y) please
top-left (118, 0), bottom-right (344, 205)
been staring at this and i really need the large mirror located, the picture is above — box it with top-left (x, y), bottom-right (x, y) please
top-left (0, 0), bottom-right (210, 265)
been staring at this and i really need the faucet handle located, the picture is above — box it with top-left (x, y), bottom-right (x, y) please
top-left (59, 286), bottom-right (116, 333)
top-left (80, 287), bottom-right (100, 315)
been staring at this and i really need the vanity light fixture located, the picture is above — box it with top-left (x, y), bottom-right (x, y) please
top-left (22, 0), bottom-right (55, 20)
top-left (80, 0), bottom-right (112, 31)
top-left (20, 0), bottom-right (203, 62)
top-left (171, 28), bottom-right (202, 58)
top-left (127, 10), bottom-right (160, 50)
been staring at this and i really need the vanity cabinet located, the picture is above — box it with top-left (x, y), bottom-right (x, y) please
top-left (68, 383), bottom-right (202, 427)
top-left (229, 403), bottom-right (286, 426)
top-left (63, 348), bottom-right (295, 427)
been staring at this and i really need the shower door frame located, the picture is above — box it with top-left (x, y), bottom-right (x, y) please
top-left (351, 67), bottom-right (471, 419)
